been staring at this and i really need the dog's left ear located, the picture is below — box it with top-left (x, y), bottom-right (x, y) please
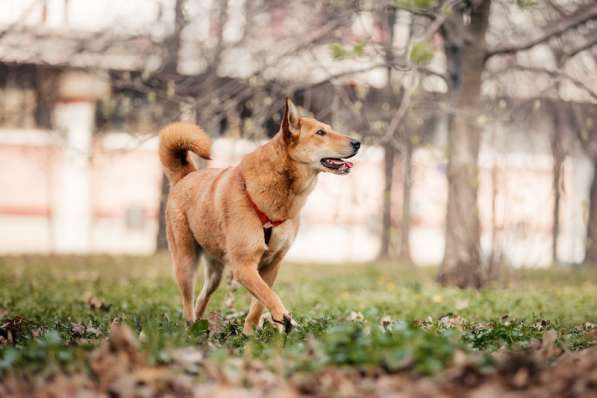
top-left (281, 97), bottom-right (300, 142)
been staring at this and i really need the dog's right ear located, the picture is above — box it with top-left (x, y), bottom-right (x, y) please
top-left (281, 97), bottom-right (300, 142)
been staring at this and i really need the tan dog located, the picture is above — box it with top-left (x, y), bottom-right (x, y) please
top-left (159, 98), bottom-right (360, 334)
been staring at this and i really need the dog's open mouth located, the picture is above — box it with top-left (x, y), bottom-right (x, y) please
top-left (320, 158), bottom-right (353, 174)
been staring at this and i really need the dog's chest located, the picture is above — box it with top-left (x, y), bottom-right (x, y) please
top-left (259, 221), bottom-right (297, 266)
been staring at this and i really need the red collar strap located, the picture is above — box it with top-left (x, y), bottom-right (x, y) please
top-left (241, 174), bottom-right (286, 229)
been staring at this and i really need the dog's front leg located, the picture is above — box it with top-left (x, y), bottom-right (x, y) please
top-left (231, 253), bottom-right (291, 333)
top-left (242, 260), bottom-right (281, 335)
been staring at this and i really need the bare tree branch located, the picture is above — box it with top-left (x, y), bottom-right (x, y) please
top-left (485, 2), bottom-right (597, 62)
top-left (419, 0), bottom-right (460, 42)
top-left (417, 66), bottom-right (448, 83)
top-left (561, 35), bottom-right (597, 64)
top-left (0, 0), bottom-right (42, 40)
top-left (489, 65), bottom-right (597, 102)
top-left (545, 0), bottom-right (567, 18)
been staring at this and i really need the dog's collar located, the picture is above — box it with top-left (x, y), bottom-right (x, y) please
top-left (240, 174), bottom-right (286, 229)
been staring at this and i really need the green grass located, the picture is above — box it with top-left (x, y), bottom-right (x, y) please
top-left (1, 255), bottom-right (596, 376)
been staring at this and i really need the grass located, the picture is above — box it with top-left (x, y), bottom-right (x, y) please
top-left (1, 255), bottom-right (596, 377)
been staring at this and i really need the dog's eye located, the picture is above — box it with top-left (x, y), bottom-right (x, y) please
top-left (316, 129), bottom-right (326, 136)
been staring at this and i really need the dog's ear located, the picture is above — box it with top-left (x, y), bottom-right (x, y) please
top-left (281, 97), bottom-right (300, 142)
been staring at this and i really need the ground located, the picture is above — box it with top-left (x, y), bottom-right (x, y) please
top-left (0, 255), bottom-right (596, 397)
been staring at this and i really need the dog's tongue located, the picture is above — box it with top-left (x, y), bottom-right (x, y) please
top-left (339, 161), bottom-right (353, 171)
top-left (323, 158), bottom-right (354, 172)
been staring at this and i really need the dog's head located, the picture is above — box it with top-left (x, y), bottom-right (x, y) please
top-left (280, 98), bottom-right (360, 175)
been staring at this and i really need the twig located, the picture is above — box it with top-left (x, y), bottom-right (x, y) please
top-left (485, 3), bottom-right (597, 62)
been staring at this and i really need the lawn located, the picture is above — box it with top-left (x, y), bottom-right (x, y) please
top-left (1, 255), bottom-right (596, 397)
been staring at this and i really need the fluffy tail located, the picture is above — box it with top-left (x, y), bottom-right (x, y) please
top-left (159, 122), bottom-right (211, 184)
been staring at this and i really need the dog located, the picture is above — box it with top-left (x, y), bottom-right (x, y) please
top-left (159, 98), bottom-right (360, 334)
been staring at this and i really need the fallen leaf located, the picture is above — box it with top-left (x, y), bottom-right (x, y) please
top-left (0, 316), bottom-right (32, 345)
top-left (380, 315), bottom-right (392, 329)
top-left (455, 299), bottom-right (469, 310)
top-left (207, 311), bottom-right (224, 334)
top-left (71, 323), bottom-right (86, 338)
top-left (86, 324), bottom-right (102, 337)
top-left (415, 316), bottom-right (433, 329)
top-left (347, 311), bottom-right (364, 322)
top-left (538, 329), bottom-right (561, 359)
top-left (84, 291), bottom-right (111, 312)
top-left (439, 314), bottom-right (465, 330)
top-left (89, 323), bottom-right (147, 393)
top-left (224, 311), bottom-right (245, 321)
top-left (170, 347), bottom-right (204, 374)
top-left (511, 367), bottom-right (530, 388)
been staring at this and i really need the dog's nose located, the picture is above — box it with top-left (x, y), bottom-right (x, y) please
top-left (351, 140), bottom-right (361, 151)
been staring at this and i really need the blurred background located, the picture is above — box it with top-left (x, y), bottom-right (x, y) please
top-left (1, 0), bottom-right (596, 285)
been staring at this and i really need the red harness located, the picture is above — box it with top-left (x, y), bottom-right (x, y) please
top-left (246, 192), bottom-right (285, 229)
top-left (241, 175), bottom-right (286, 244)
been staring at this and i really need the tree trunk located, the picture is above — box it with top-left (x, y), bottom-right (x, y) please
top-left (155, 175), bottom-right (169, 251)
top-left (550, 103), bottom-right (564, 266)
top-left (487, 128), bottom-right (500, 279)
top-left (438, 0), bottom-right (491, 288)
top-left (398, 138), bottom-right (413, 264)
top-left (585, 158), bottom-right (597, 264)
top-left (377, 4), bottom-right (397, 261)
top-left (33, 67), bottom-right (57, 129)
top-left (155, 0), bottom-right (185, 252)
top-left (379, 143), bottom-right (396, 260)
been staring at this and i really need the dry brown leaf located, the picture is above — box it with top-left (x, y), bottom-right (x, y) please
top-left (86, 325), bottom-right (101, 337)
top-left (71, 323), bottom-right (86, 338)
top-left (468, 383), bottom-right (505, 398)
top-left (170, 347), bottom-right (204, 373)
top-left (224, 311), bottom-right (245, 321)
top-left (0, 316), bottom-right (31, 345)
top-left (207, 311), bottom-right (224, 334)
top-left (455, 299), bottom-right (469, 310)
top-left (415, 316), bottom-right (434, 330)
top-left (84, 292), bottom-right (111, 312)
top-left (380, 315), bottom-right (393, 329)
top-left (89, 323), bottom-right (147, 392)
top-left (193, 385), bottom-right (262, 398)
top-left (511, 367), bottom-right (530, 388)
top-left (538, 329), bottom-right (561, 359)
top-left (347, 311), bottom-right (364, 322)
top-left (439, 314), bottom-right (465, 330)
top-left (35, 373), bottom-right (98, 398)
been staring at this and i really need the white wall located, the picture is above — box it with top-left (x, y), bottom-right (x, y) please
top-left (0, 129), bottom-right (593, 266)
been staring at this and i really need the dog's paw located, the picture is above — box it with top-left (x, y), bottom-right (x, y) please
top-left (272, 313), bottom-right (297, 334)
top-left (289, 316), bottom-right (300, 329)
top-left (242, 325), bottom-right (255, 336)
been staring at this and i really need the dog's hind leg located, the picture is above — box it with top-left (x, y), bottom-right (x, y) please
top-left (167, 214), bottom-right (201, 323)
top-left (194, 256), bottom-right (224, 320)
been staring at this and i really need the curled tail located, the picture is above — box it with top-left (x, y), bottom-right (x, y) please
top-left (159, 122), bottom-right (211, 184)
